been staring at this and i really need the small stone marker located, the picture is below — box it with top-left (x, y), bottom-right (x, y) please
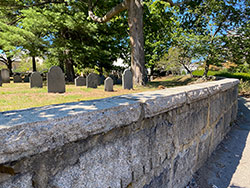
top-left (75, 76), bottom-right (86, 86)
top-left (122, 69), bottom-right (133, 89)
top-left (1, 69), bottom-right (10, 83)
top-left (23, 75), bottom-right (29, 83)
top-left (30, 72), bottom-right (43, 88)
top-left (47, 66), bottom-right (65, 93)
top-left (86, 73), bottom-right (99, 88)
top-left (104, 77), bottom-right (113, 92)
top-left (13, 75), bottom-right (22, 83)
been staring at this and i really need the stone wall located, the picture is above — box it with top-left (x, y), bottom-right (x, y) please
top-left (0, 78), bottom-right (239, 188)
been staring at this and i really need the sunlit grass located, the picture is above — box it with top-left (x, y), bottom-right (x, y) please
top-left (0, 75), bottom-right (195, 112)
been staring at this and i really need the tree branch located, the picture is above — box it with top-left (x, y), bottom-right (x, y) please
top-left (88, 0), bottom-right (128, 23)
top-left (0, 0), bottom-right (65, 9)
top-left (213, 10), bottom-right (230, 38)
top-left (163, 0), bottom-right (192, 7)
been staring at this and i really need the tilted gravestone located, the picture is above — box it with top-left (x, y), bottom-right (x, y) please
top-left (104, 77), bottom-right (113, 92)
top-left (30, 72), bottom-right (43, 88)
top-left (1, 69), bottom-right (10, 83)
top-left (122, 69), bottom-right (133, 90)
top-left (86, 73), bottom-right (99, 88)
top-left (13, 75), bottom-right (22, 83)
top-left (75, 76), bottom-right (86, 86)
top-left (47, 66), bottom-right (65, 93)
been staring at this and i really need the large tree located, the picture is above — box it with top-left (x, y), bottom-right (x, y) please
top-left (88, 0), bottom-right (147, 85)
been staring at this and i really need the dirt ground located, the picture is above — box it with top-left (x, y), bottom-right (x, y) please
top-left (186, 97), bottom-right (250, 188)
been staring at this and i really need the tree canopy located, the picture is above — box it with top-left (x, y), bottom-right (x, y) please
top-left (0, 0), bottom-right (249, 80)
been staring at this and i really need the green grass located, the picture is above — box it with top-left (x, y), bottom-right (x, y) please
top-left (0, 76), bottom-right (196, 112)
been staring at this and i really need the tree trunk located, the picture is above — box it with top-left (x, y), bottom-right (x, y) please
top-left (7, 57), bottom-right (13, 76)
top-left (203, 61), bottom-right (209, 78)
top-left (127, 0), bottom-right (147, 85)
top-left (181, 62), bottom-right (193, 77)
top-left (32, 56), bottom-right (37, 72)
top-left (64, 50), bottom-right (75, 82)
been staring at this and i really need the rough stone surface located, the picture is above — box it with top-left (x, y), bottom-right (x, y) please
top-left (104, 77), bottom-right (113, 91)
top-left (0, 78), bottom-right (239, 188)
top-left (1, 69), bottom-right (10, 83)
top-left (13, 75), bottom-right (22, 83)
top-left (122, 69), bottom-right (133, 89)
top-left (86, 73), bottom-right (99, 88)
top-left (30, 72), bottom-right (43, 88)
top-left (74, 76), bottom-right (86, 86)
top-left (47, 66), bottom-right (65, 93)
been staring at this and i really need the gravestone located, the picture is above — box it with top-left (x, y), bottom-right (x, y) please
top-left (47, 66), bottom-right (65, 93)
top-left (122, 69), bottom-right (133, 89)
top-left (99, 75), bottom-right (105, 85)
top-left (109, 75), bottom-right (117, 85)
top-left (0, 70), bottom-right (2, 86)
top-left (104, 77), bottom-right (113, 92)
top-left (30, 72), bottom-right (43, 88)
top-left (116, 78), bottom-right (122, 85)
top-left (1, 69), bottom-right (10, 83)
top-left (23, 75), bottom-right (29, 83)
top-left (75, 76), bottom-right (86, 86)
top-left (86, 73), bottom-right (99, 88)
top-left (13, 75), bottom-right (22, 83)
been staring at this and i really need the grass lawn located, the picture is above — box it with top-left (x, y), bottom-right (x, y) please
top-left (0, 75), bottom-right (196, 112)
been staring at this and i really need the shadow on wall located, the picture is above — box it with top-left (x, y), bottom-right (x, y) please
top-left (193, 97), bottom-right (250, 188)
top-left (0, 91), bottom-right (169, 127)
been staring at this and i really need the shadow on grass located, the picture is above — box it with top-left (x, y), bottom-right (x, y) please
top-left (147, 76), bottom-right (195, 88)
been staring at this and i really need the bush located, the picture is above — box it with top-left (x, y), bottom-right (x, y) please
top-left (215, 72), bottom-right (250, 81)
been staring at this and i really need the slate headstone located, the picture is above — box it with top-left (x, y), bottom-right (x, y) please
top-left (116, 78), bottom-right (122, 85)
top-left (30, 72), bottom-right (43, 88)
top-left (99, 75), bottom-right (105, 85)
top-left (75, 76), bottom-right (86, 86)
top-left (23, 75), bottom-right (29, 83)
top-left (86, 73), bottom-right (99, 88)
top-left (47, 66), bottom-right (65, 93)
top-left (104, 77), bottom-right (113, 92)
top-left (122, 69), bottom-right (133, 89)
top-left (1, 69), bottom-right (10, 83)
top-left (109, 75), bottom-right (117, 85)
top-left (13, 75), bottom-right (22, 83)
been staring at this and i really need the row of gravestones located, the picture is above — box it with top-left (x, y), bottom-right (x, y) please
top-left (0, 66), bottom-right (133, 93)
top-left (47, 66), bottom-right (133, 93)
top-left (0, 69), bottom-right (42, 88)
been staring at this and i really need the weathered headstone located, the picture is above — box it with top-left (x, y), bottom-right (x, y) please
top-left (47, 66), bottom-right (65, 93)
top-left (109, 75), bottom-right (117, 85)
top-left (98, 75), bottom-right (105, 85)
top-left (75, 76), bottom-right (86, 86)
top-left (13, 75), bottom-right (22, 83)
top-left (86, 73), bottom-right (99, 88)
top-left (116, 78), bottom-right (122, 85)
top-left (1, 69), bottom-right (10, 83)
top-left (104, 77), bottom-right (113, 92)
top-left (30, 72), bottom-right (43, 88)
top-left (23, 75), bottom-right (29, 83)
top-left (122, 69), bottom-right (133, 89)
